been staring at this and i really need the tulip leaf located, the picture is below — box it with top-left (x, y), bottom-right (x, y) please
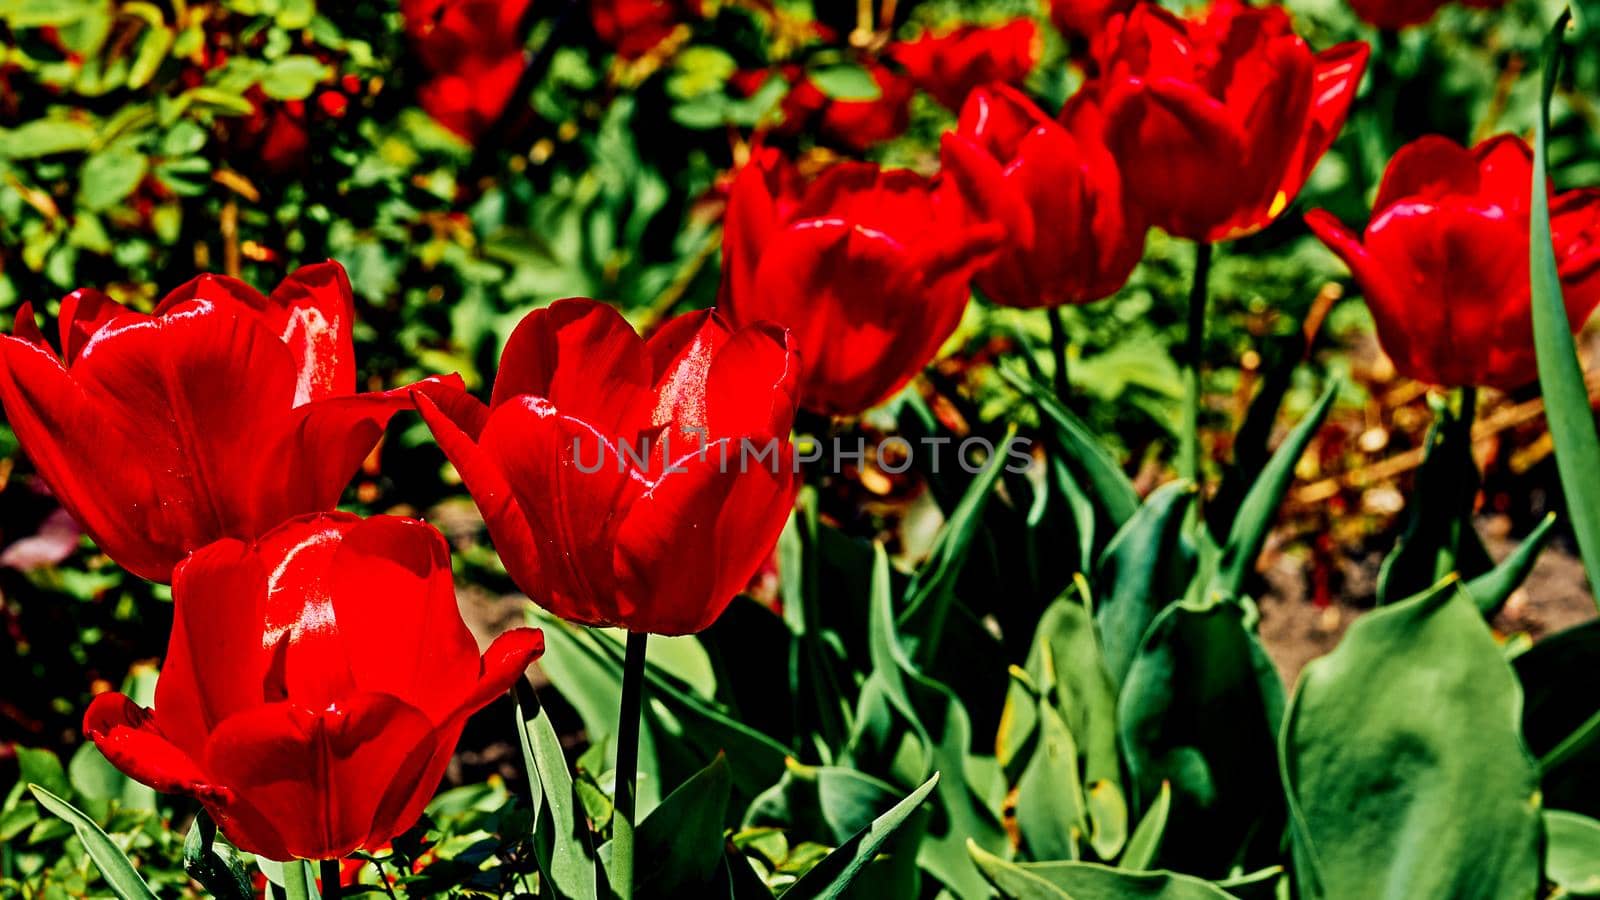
top-left (1375, 394), bottom-right (1493, 605)
top-left (1014, 698), bottom-right (1086, 862)
top-left (1512, 619), bottom-right (1600, 817)
top-left (1120, 781), bottom-right (1171, 871)
top-left (1462, 512), bottom-right (1558, 617)
top-left (1531, 10), bottom-right (1600, 610)
top-left (1205, 380), bottom-right (1337, 604)
top-left (633, 754), bottom-right (733, 896)
top-left (808, 64), bottom-right (881, 101)
top-left (1117, 601), bottom-right (1284, 876)
top-left (1280, 581), bottom-right (1542, 899)
top-left (968, 842), bottom-right (1235, 899)
top-left (515, 690), bottom-right (601, 900)
top-left (28, 785), bottom-right (159, 900)
top-left (782, 772), bottom-right (939, 900)
top-left (1095, 481), bottom-right (1198, 687)
top-left (183, 811), bottom-right (252, 900)
top-left (1545, 810), bottom-right (1600, 896)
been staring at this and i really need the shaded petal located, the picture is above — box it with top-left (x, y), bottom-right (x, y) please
top-left (645, 308), bottom-right (727, 435)
top-left (265, 261), bottom-right (359, 405)
top-left (1472, 133), bottom-right (1537, 217)
top-left (451, 627), bottom-right (546, 718)
top-left (613, 441), bottom-right (798, 634)
top-left (58, 288), bottom-right (131, 364)
top-left (328, 516), bottom-right (481, 724)
top-left (706, 322), bottom-right (800, 440)
top-left (83, 693), bottom-right (230, 803)
top-left (203, 695), bottom-right (442, 861)
top-left (1278, 41), bottom-right (1369, 209)
top-left (1373, 135), bottom-right (1481, 216)
top-left (414, 390), bottom-right (542, 596)
top-left (10, 302), bottom-right (46, 348)
top-left (491, 299), bottom-right (652, 440)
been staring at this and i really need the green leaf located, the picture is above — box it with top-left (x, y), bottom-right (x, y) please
top-left (632, 754), bottom-right (733, 895)
top-left (128, 22), bottom-right (174, 89)
top-left (808, 65), bottom-right (881, 101)
top-left (80, 147), bottom-right (147, 207)
top-left (1117, 602), bottom-right (1283, 876)
top-left (28, 785), bottom-right (158, 900)
top-left (1014, 700), bottom-right (1086, 861)
top-left (969, 842), bottom-right (1235, 899)
top-left (68, 742), bottom-right (155, 820)
top-left (1095, 481), bottom-right (1197, 687)
top-left (259, 55), bottom-right (330, 100)
top-left (1463, 512), bottom-right (1557, 617)
top-left (1545, 810), bottom-right (1600, 896)
top-left (745, 761), bottom-right (901, 844)
top-left (783, 773), bottom-right (939, 900)
top-left (184, 811), bottom-right (252, 900)
top-left (0, 118), bottom-right (98, 159)
top-left (1531, 11), bottom-right (1600, 610)
top-left (1004, 367), bottom-right (1140, 527)
top-left (1205, 381), bottom-right (1337, 604)
top-left (16, 746), bottom-right (71, 801)
top-left (1120, 781), bottom-right (1170, 871)
top-left (516, 691), bottom-right (601, 900)
top-left (1512, 619), bottom-right (1600, 816)
top-left (1280, 581), bottom-right (1542, 899)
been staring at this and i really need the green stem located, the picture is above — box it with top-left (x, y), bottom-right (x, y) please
top-left (319, 860), bottom-right (342, 900)
top-left (1180, 242), bottom-right (1214, 483)
top-left (1439, 385), bottom-right (1479, 579)
top-left (1048, 305), bottom-right (1071, 401)
top-left (613, 631), bottom-right (649, 900)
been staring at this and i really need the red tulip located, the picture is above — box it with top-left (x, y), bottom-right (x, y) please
top-left (939, 84), bottom-right (1146, 307)
top-left (1089, 0), bottom-right (1369, 242)
top-left (591, 0), bottom-right (704, 59)
top-left (888, 19), bottom-right (1040, 111)
top-left (401, 0), bottom-right (530, 72)
top-left (82, 513), bottom-right (545, 861)
top-left (1306, 135), bottom-right (1600, 390)
top-left (417, 53), bottom-right (526, 141)
top-left (1048, 0), bottom-right (1136, 40)
top-left (738, 64), bottom-right (915, 153)
top-left (0, 262), bottom-right (461, 582)
top-left (1344, 0), bottom-right (1507, 30)
top-left (721, 149), bottom-right (1004, 415)
top-left (415, 299), bottom-right (800, 635)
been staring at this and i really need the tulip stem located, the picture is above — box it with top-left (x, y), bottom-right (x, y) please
top-left (1048, 305), bottom-right (1071, 400)
top-left (320, 860), bottom-right (342, 900)
top-left (613, 631), bottom-right (649, 900)
top-left (1180, 241), bottom-right (1214, 483)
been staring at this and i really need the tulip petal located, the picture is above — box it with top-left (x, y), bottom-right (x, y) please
top-left (204, 695), bottom-right (441, 860)
top-left (613, 440), bottom-right (798, 634)
top-left (328, 516), bottom-right (481, 723)
top-left (453, 626), bottom-right (547, 718)
top-left (258, 514), bottom-right (362, 711)
top-left (645, 308), bottom-right (726, 434)
top-left (83, 693), bottom-right (231, 803)
top-left (722, 152), bottom-right (790, 317)
top-left (1553, 187), bottom-right (1600, 330)
top-left (1277, 41), bottom-right (1370, 217)
top-left (155, 539), bottom-right (272, 755)
top-left (58, 288), bottom-right (130, 363)
top-left (1472, 134), bottom-right (1538, 218)
top-left (491, 299), bottom-right (653, 438)
top-left (706, 323), bottom-right (800, 440)
top-left (1373, 135), bottom-right (1482, 216)
top-left (265, 261), bottom-right (359, 405)
top-left (414, 390), bottom-right (543, 596)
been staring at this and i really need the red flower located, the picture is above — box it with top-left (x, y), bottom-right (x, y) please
top-left (1306, 135), bottom-right (1600, 390)
top-left (939, 84), bottom-right (1146, 307)
top-left (591, 0), bottom-right (704, 59)
top-left (1089, 0), bottom-right (1369, 242)
top-left (0, 262), bottom-right (461, 583)
top-left (888, 19), bottom-right (1040, 111)
top-left (402, 0), bottom-right (531, 71)
top-left (415, 300), bottom-right (800, 635)
top-left (721, 149), bottom-right (1003, 415)
top-left (740, 64), bottom-right (915, 153)
top-left (82, 513), bottom-right (544, 861)
top-left (418, 53), bottom-right (526, 141)
top-left (1049, 0), bottom-right (1136, 40)
top-left (1344, 0), bottom-right (1507, 30)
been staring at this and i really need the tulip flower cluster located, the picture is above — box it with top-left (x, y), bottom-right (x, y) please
top-left (403, 0), bottom-right (531, 140)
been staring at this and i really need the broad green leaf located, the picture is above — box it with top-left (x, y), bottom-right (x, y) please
top-left (1281, 582), bottom-right (1541, 899)
top-left (1117, 603), bottom-right (1284, 876)
top-left (1014, 700), bottom-right (1085, 861)
top-left (259, 55), bottom-right (330, 100)
top-left (1205, 381), bottom-right (1337, 604)
top-left (635, 755), bottom-right (732, 895)
top-left (808, 64), bottom-right (881, 101)
top-left (745, 761), bottom-right (900, 844)
top-left (128, 22), bottom-right (173, 89)
top-left (1463, 512), bottom-right (1557, 617)
top-left (29, 786), bottom-right (158, 900)
top-left (1512, 619), bottom-right (1600, 816)
top-left (969, 842), bottom-right (1235, 899)
top-left (516, 692), bottom-right (600, 900)
top-left (68, 742), bottom-right (155, 820)
top-left (996, 666), bottom-right (1041, 780)
top-left (1120, 781), bottom-right (1171, 870)
top-left (783, 773), bottom-right (939, 900)
top-left (1530, 11), bottom-right (1600, 609)
top-left (0, 118), bottom-right (97, 159)
top-left (16, 746), bottom-right (71, 801)
top-left (1545, 810), bottom-right (1600, 896)
top-left (1095, 481), bottom-right (1197, 687)
top-left (184, 811), bottom-right (252, 900)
